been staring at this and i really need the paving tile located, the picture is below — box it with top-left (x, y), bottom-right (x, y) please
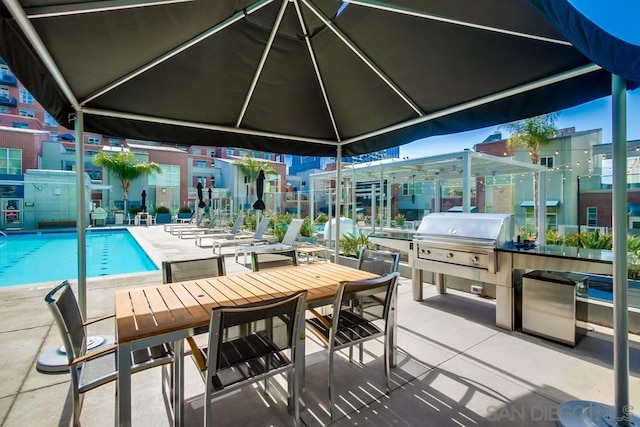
top-left (0, 327), bottom-right (49, 399)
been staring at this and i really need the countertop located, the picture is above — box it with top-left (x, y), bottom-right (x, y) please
top-left (497, 243), bottom-right (615, 265)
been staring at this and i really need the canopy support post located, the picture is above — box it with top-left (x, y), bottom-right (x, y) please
top-left (537, 170), bottom-right (547, 241)
top-left (612, 74), bottom-right (630, 426)
top-left (74, 110), bottom-right (87, 318)
top-left (334, 146), bottom-right (342, 263)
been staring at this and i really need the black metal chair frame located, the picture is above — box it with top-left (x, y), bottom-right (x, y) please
top-left (162, 255), bottom-right (226, 284)
top-left (306, 272), bottom-right (400, 420)
top-left (45, 281), bottom-right (173, 427)
top-left (188, 291), bottom-right (308, 427)
top-left (250, 249), bottom-right (299, 272)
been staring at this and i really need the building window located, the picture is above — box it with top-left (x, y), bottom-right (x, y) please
top-left (197, 160), bottom-right (207, 168)
top-left (149, 164), bottom-right (180, 187)
top-left (87, 136), bottom-right (101, 145)
top-left (192, 148), bottom-right (202, 155)
top-left (19, 87), bottom-right (34, 104)
top-left (264, 153), bottom-right (271, 160)
top-left (251, 151), bottom-right (260, 158)
top-left (12, 121), bottom-right (29, 129)
top-left (587, 207), bottom-right (598, 227)
top-left (0, 86), bottom-right (9, 97)
top-left (0, 106), bottom-right (9, 114)
top-left (540, 156), bottom-right (554, 168)
top-left (0, 148), bottom-right (22, 174)
top-left (19, 108), bottom-right (35, 117)
top-left (44, 112), bottom-right (58, 127)
top-left (207, 149), bottom-right (215, 156)
top-left (226, 148), bottom-right (234, 156)
top-left (107, 138), bottom-right (120, 146)
top-left (239, 150), bottom-right (247, 157)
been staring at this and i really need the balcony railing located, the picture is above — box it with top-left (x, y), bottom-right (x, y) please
top-left (0, 74), bottom-right (17, 87)
top-left (0, 94), bottom-right (17, 107)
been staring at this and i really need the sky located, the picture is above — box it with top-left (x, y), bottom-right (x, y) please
top-left (399, 1), bottom-right (640, 159)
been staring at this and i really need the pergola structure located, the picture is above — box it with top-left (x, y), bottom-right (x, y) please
top-left (309, 150), bottom-right (545, 230)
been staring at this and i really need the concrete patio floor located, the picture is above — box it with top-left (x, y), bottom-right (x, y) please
top-left (1, 224), bottom-right (639, 426)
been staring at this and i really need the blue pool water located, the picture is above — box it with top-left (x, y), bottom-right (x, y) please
top-left (0, 230), bottom-right (158, 287)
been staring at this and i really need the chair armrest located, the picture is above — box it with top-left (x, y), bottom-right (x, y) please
top-left (186, 337), bottom-right (207, 372)
top-left (70, 343), bottom-right (118, 366)
top-left (307, 308), bottom-right (332, 329)
top-left (83, 313), bottom-right (115, 326)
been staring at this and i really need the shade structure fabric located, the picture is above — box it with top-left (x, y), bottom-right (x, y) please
top-left (0, 0), bottom-right (638, 158)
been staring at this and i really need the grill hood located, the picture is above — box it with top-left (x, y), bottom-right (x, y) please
top-left (415, 213), bottom-right (518, 246)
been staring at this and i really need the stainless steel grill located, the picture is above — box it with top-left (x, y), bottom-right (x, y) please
top-left (413, 213), bottom-right (517, 274)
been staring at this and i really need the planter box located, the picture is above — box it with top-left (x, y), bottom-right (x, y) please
top-left (155, 213), bottom-right (172, 224)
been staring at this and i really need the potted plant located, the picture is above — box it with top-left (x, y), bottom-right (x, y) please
top-left (154, 206), bottom-right (172, 224)
top-left (177, 205), bottom-right (192, 220)
top-left (298, 217), bottom-right (318, 244)
top-left (394, 213), bottom-right (405, 228)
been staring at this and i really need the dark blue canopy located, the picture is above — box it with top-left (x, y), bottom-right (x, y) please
top-left (0, 0), bottom-right (637, 156)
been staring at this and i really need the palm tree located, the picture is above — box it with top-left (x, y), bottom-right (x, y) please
top-left (93, 150), bottom-right (161, 214)
top-left (234, 154), bottom-right (278, 202)
top-left (503, 113), bottom-right (559, 233)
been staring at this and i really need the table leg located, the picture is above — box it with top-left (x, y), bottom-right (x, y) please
top-left (117, 342), bottom-right (132, 427)
top-left (173, 339), bottom-right (184, 426)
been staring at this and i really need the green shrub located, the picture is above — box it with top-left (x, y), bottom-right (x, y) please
top-left (394, 213), bottom-right (405, 226)
top-left (178, 206), bottom-right (192, 214)
top-left (315, 214), bottom-right (328, 224)
top-left (155, 206), bottom-right (171, 214)
top-left (300, 217), bottom-right (315, 237)
top-left (341, 232), bottom-right (373, 257)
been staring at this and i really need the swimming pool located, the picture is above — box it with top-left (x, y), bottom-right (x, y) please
top-left (0, 229), bottom-right (158, 287)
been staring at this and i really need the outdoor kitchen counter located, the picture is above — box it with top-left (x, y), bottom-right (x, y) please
top-left (497, 244), bottom-right (615, 276)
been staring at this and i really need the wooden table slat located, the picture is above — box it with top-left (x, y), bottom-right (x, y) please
top-left (115, 291), bottom-right (137, 342)
top-left (129, 289), bottom-right (158, 331)
top-left (214, 277), bottom-right (261, 304)
top-left (225, 275), bottom-right (285, 300)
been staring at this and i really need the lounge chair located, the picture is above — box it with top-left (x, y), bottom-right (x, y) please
top-left (184, 214), bottom-right (246, 240)
top-left (198, 217), bottom-right (275, 253)
top-left (236, 218), bottom-right (304, 265)
top-left (171, 213), bottom-right (218, 237)
top-left (163, 210), bottom-right (200, 232)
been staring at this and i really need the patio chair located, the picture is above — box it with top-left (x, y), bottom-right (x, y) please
top-left (177, 213), bottom-right (243, 239)
top-left (202, 217), bottom-right (275, 254)
top-left (172, 213), bottom-right (218, 236)
top-left (162, 255), bottom-right (226, 284)
top-left (357, 248), bottom-right (400, 275)
top-left (305, 272), bottom-right (400, 420)
top-left (187, 291), bottom-right (307, 427)
top-left (250, 248), bottom-right (298, 272)
top-left (45, 281), bottom-right (173, 427)
top-left (163, 255), bottom-right (226, 336)
top-left (236, 219), bottom-right (304, 265)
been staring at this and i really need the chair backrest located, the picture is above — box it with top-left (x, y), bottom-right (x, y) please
top-left (229, 214), bottom-right (245, 234)
top-left (253, 217), bottom-right (271, 239)
top-left (162, 255), bottom-right (226, 283)
top-left (209, 212), bottom-right (218, 228)
top-left (332, 272), bottom-right (400, 340)
top-left (206, 291), bottom-right (307, 383)
top-left (357, 248), bottom-right (400, 275)
top-left (250, 249), bottom-right (298, 272)
top-left (45, 281), bottom-right (86, 364)
top-left (281, 219), bottom-right (304, 246)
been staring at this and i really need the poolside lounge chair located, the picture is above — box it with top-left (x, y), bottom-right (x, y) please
top-left (163, 210), bottom-right (200, 232)
top-left (171, 213), bottom-right (218, 237)
top-left (182, 214), bottom-right (245, 240)
top-left (236, 218), bottom-right (304, 265)
top-left (200, 217), bottom-right (276, 254)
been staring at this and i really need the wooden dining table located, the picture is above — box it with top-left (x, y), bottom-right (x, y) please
top-left (114, 262), bottom-right (387, 427)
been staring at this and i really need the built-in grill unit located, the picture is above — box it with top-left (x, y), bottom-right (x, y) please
top-left (413, 213), bottom-right (518, 274)
top-left (412, 212), bottom-right (520, 330)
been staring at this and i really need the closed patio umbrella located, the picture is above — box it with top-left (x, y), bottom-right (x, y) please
top-left (253, 170), bottom-right (266, 211)
top-left (197, 182), bottom-right (206, 209)
top-left (140, 189), bottom-right (147, 212)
